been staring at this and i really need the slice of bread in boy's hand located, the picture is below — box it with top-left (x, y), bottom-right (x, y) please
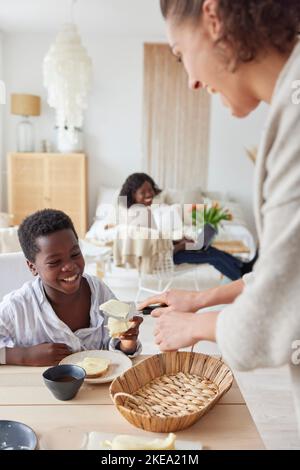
top-left (107, 317), bottom-right (135, 338)
top-left (76, 357), bottom-right (111, 378)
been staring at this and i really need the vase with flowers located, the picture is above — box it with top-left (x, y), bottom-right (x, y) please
top-left (191, 202), bottom-right (233, 249)
top-left (55, 125), bottom-right (83, 153)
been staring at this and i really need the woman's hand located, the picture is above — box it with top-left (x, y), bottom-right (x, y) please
top-left (138, 290), bottom-right (204, 313)
top-left (153, 310), bottom-right (219, 352)
top-left (138, 280), bottom-right (245, 314)
top-left (119, 316), bottom-right (143, 355)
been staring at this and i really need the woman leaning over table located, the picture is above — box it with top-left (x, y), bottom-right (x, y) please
top-left (139, 0), bottom-right (300, 434)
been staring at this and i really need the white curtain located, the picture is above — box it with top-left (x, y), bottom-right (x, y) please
top-left (0, 31), bottom-right (4, 211)
top-left (143, 43), bottom-right (211, 191)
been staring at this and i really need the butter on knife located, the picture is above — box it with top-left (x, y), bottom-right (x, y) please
top-left (99, 299), bottom-right (132, 320)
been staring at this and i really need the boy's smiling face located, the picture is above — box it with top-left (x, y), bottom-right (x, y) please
top-left (27, 229), bottom-right (85, 297)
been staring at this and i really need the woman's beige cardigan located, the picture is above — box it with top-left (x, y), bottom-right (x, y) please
top-left (216, 41), bottom-right (300, 434)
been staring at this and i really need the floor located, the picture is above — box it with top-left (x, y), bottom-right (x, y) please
top-left (89, 262), bottom-right (300, 450)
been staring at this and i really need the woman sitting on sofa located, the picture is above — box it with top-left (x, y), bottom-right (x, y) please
top-left (119, 173), bottom-right (249, 281)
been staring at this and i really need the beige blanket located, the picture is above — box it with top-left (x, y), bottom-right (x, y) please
top-left (113, 225), bottom-right (173, 274)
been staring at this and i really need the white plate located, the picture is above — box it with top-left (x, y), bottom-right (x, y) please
top-left (39, 426), bottom-right (88, 450)
top-left (59, 350), bottom-right (132, 384)
top-left (85, 432), bottom-right (202, 451)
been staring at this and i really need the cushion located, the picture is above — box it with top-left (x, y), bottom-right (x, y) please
top-left (201, 190), bottom-right (224, 201)
top-left (0, 227), bottom-right (21, 254)
top-left (85, 185), bottom-right (120, 243)
top-left (152, 190), bottom-right (169, 204)
top-left (95, 185), bottom-right (120, 221)
top-left (164, 187), bottom-right (203, 205)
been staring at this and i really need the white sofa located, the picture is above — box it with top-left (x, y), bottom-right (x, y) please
top-left (0, 227), bottom-right (21, 254)
top-left (86, 185), bottom-right (256, 261)
top-left (0, 252), bottom-right (33, 300)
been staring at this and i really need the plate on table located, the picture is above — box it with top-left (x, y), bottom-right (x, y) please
top-left (59, 350), bottom-right (132, 384)
top-left (0, 420), bottom-right (38, 450)
top-left (39, 426), bottom-right (88, 450)
top-left (85, 432), bottom-right (203, 451)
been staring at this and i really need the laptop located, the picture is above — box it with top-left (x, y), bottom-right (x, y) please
top-left (186, 224), bottom-right (216, 251)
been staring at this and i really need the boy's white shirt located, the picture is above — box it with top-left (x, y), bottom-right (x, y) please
top-left (0, 274), bottom-right (141, 363)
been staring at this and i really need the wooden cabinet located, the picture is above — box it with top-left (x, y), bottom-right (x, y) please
top-left (7, 153), bottom-right (87, 237)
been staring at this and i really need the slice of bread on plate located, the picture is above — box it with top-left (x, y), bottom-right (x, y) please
top-left (76, 357), bottom-right (111, 378)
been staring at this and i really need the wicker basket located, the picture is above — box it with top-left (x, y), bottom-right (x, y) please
top-left (110, 352), bottom-right (233, 433)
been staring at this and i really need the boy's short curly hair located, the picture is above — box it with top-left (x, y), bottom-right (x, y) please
top-left (160, 0), bottom-right (300, 67)
top-left (119, 173), bottom-right (162, 208)
top-left (18, 209), bottom-right (78, 262)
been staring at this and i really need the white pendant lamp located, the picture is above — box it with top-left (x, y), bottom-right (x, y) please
top-left (43, 0), bottom-right (92, 148)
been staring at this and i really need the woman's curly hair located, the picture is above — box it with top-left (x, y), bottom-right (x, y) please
top-left (160, 0), bottom-right (300, 66)
top-left (119, 173), bottom-right (162, 208)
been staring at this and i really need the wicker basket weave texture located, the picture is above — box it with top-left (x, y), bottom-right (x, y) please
top-left (110, 352), bottom-right (233, 433)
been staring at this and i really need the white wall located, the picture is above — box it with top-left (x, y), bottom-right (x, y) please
top-left (0, 31), bottom-right (4, 209)
top-left (208, 98), bottom-right (268, 234)
top-left (2, 32), bottom-right (157, 223)
top-left (2, 31), bottom-right (268, 235)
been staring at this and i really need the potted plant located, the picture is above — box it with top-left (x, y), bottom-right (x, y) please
top-left (191, 202), bottom-right (233, 248)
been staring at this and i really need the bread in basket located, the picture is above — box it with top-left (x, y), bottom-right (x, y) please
top-left (110, 352), bottom-right (233, 433)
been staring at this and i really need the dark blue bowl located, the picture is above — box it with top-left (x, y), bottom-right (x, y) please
top-left (0, 420), bottom-right (37, 450)
top-left (43, 364), bottom-right (86, 401)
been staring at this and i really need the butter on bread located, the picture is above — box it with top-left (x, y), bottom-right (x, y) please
top-left (102, 433), bottom-right (176, 450)
top-left (100, 299), bottom-right (130, 319)
top-left (107, 317), bottom-right (135, 338)
top-left (76, 357), bottom-right (110, 378)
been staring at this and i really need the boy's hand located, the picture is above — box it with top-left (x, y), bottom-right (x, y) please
top-left (22, 343), bottom-right (71, 366)
top-left (119, 316), bottom-right (143, 355)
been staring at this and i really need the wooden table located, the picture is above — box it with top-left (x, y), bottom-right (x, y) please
top-left (212, 240), bottom-right (250, 254)
top-left (0, 357), bottom-right (264, 450)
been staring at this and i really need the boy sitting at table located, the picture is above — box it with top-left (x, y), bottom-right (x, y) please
top-left (0, 209), bottom-right (142, 366)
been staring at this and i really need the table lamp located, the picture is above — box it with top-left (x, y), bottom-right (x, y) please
top-left (11, 94), bottom-right (41, 152)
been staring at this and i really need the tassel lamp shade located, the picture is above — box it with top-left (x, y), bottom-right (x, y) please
top-left (11, 94), bottom-right (41, 152)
